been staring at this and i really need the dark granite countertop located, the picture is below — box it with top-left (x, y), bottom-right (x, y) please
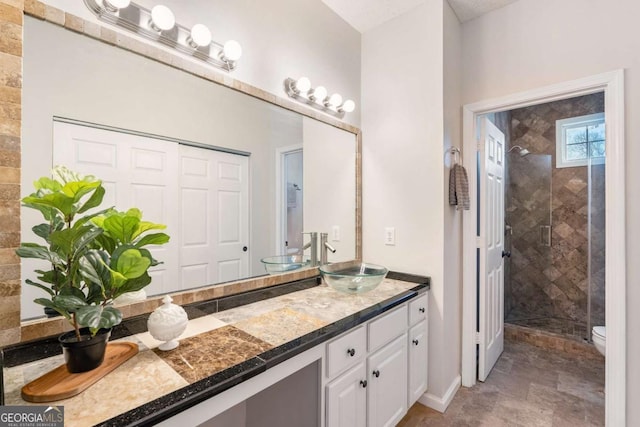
top-left (2, 273), bottom-right (429, 426)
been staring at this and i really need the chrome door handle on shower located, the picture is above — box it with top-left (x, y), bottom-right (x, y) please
top-left (540, 225), bottom-right (551, 247)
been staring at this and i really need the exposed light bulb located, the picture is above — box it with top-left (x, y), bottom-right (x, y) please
top-left (340, 99), bottom-right (356, 113)
top-left (221, 40), bottom-right (242, 62)
top-left (294, 77), bottom-right (311, 94)
top-left (150, 5), bottom-right (175, 32)
top-left (103, 0), bottom-right (130, 11)
top-left (327, 93), bottom-right (343, 108)
top-left (311, 86), bottom-right (327, 103)
top-left (188, 24), bottom-right (212, 48)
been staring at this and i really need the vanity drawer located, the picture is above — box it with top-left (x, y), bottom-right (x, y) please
top-left (368, 305), bottom-right (408, 352)
top-left (326, 326), bottom-right (366, 378)
top-left (409, 293), bottom-right (428, 326)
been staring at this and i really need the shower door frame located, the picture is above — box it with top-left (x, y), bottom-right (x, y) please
top-left (460, 70), bottom-right (626, 427)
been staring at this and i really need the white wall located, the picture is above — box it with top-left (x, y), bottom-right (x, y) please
top-left (462, 0), bottom-right (640, 423)
top-left (38, 0), bottom-right (361, 127)
top-left (362, 0), bottom-right (458, 409)
top-left (442, 0), bottom-right (463, 405)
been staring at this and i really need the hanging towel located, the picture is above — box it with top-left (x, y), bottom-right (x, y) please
top-left (287, 183), bottom-right (298, 208)
top-left (449, 163), bottom-right (470, 210)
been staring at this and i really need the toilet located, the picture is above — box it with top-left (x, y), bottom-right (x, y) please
top-left (592, 326), bottom-right (606, 356)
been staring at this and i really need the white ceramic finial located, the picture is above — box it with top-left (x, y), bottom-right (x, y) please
top-left (147, 295), bottom-right (188, 351)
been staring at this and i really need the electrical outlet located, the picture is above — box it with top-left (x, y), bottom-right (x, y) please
top-left (384, 227), bottom-right (395, 246)
top-left (332, 226), bottom-right (340, 241)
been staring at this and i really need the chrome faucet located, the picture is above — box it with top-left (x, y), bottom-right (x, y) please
top-left (301, 232), bottom-right (318, 267)
top-left (320, 232), bottom-right (336, 265)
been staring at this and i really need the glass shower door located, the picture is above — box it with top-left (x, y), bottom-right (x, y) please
top-left (505, 153), bottom-right (553, 325)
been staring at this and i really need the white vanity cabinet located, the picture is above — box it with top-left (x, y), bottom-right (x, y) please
top-left (407, 292), bottom-right (429, 407)
top-left (325, 362), bottom-right (367, 427)
top-left (367, 334), bottom-right (408, 427)
top-left (326, 295), bottom-right (428, 427)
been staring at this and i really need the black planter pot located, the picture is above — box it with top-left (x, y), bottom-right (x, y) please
top-left (59, 328), bottom-right (111, 373)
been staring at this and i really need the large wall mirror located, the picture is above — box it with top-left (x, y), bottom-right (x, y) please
top-left (20, 16), bottom-right (359, 320)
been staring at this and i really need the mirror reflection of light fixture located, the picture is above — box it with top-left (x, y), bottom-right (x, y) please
top-left (103, 0), bottom-right (130, 12)
top-left (188, 24), bottom-right (212, 48)
top-left (284, 77), bottom-right (355, 118)
top-left (149, 5), bottom-right (175, 32)
top-left (84, 0), bottom-right (242, 72)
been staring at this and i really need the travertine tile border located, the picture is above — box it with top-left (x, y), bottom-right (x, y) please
top-left (0, 0), bottom-right (362, 345)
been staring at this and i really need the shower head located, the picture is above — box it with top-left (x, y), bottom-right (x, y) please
top-left (508, 145), bottom-right (531, 157)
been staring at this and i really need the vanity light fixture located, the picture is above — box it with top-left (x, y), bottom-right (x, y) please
top-left (103, 0), bottom-right (130, 12)
top-left (188, 24), bottom-right (212, 48)
top-left (84, 0), bottom-right (242, 72)
top-left (149, 5), bottom-right (175, 32)
top-left (284, 77), bottom-right (355, 118)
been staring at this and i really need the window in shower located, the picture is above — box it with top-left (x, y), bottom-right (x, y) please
top-left (555, 112), bottom-right (605, 168)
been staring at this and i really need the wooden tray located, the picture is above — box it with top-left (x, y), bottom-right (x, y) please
top-left (22, 342), bottom-right (139, 403)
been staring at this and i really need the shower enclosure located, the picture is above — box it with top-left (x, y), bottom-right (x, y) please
top-left (501, 93), bottom-right (606, 342)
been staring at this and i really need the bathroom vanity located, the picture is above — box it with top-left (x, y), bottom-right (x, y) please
top-left (2, 274), bottom-right (429, 427)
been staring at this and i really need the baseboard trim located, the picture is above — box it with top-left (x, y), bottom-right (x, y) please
top-left (418, 375), bottom-right (461, 413)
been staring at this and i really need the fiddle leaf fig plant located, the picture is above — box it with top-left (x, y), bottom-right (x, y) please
top-left (16, 166), bottom-right (170, 341)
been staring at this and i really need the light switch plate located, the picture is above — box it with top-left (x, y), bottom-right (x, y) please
top-left (332, 225), bottom-right (340, 241)
top-left (384, 227), bottom-right (395, 246)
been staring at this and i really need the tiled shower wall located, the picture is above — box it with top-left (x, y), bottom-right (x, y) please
top-left (0, 0), bottom-right (23, 346)
top-left (505, 93), bottom-right (605, 335)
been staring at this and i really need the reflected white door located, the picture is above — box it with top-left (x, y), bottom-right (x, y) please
top-left (478, 117), bottom-right (505, 381)
top-left (53, 121), bottom-right (180, 296)
top-left (179, 146), bottom-right (249, 287)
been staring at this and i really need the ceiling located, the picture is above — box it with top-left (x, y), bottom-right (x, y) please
top-left (321, 0), bottom-right (520, 33)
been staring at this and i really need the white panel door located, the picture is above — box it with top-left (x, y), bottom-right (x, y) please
top-left (215, 152), bottom-right (249, 282)
top-left (478, 117), bottom-right (506, 381)
top-left (408, 320), bottom-right (428, 406)
top-left (367, 334), bottom-right (408, 427)
top-left (179, 146), bottom-right (249, 287)
top-left (52, 121), bottom-right (180, 296)
top-left (326, 362), bottom-right (367, 427)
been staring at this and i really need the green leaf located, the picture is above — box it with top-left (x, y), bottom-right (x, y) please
top-left (32, 224), bottom-right (51, 240)
top-left (77, 185), bottom-right (105, 214)
top-left (76, 305), bottom-right (122, 331)
top-left (131, 221), bottom-right (167, 241)
top-left (109, 269), bottom-right (128, 288)
top-left (61, 180), bottom-right (102, 202)
top-left (134, 232), bottom-right (170, 248)
top-left (15, 243), bottom-right (55, 262)
top-left (115, 249), bottom-right (151, 279)
top-left (22, 192), bottom-right (76, 219)
top-left (115, 272), bottom-right (152, 296)
top-left (25, 279), bottom-right (55, 296)
top-left (125, 208), bottom-right (142, 220)
top-left (33, 176), bottom-right (62, 192)
top-left (79, 251), bottom-right (107, 284)
top-left (103, 214), bottom-right (140, 244)
top-left (54, 294), bottom-right (87, 311)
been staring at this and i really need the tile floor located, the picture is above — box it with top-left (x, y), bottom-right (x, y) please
top-left (397, 339), bottom-right (605, 426)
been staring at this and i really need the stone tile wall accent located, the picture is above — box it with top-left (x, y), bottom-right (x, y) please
top-left (505, 93), bottom-right (605, 335)
top-left (0, 0), bottom-right (23, 347)
top-left (2, 1), bottom-right (363, 346)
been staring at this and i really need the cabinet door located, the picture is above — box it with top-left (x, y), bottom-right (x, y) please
top-left (408, 320), bottom-right (428, 406)
top-left (368, 334), bottom-right (408, 427)
top-left (326, 362), bottom-right (367, 427)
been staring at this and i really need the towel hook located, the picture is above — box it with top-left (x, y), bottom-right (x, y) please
top-left (449, 147), bottom-right (461, 164)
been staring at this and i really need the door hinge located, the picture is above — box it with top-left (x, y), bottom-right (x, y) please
top-left (475, 331), bottom-right (481, 344)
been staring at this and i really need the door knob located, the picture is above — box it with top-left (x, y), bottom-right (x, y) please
top-left (412, 339), bottom-right (419, 346)
top-left (243, 246), bottom-right (248, 252)
top-left (502, 250), bottom-right (511, 258)
top-left (372, 370), bottom-right (380, 378)
top-left (347, 348), bottom-right (356, 357)
top-left (360, 380), bottom-right (367, 388)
